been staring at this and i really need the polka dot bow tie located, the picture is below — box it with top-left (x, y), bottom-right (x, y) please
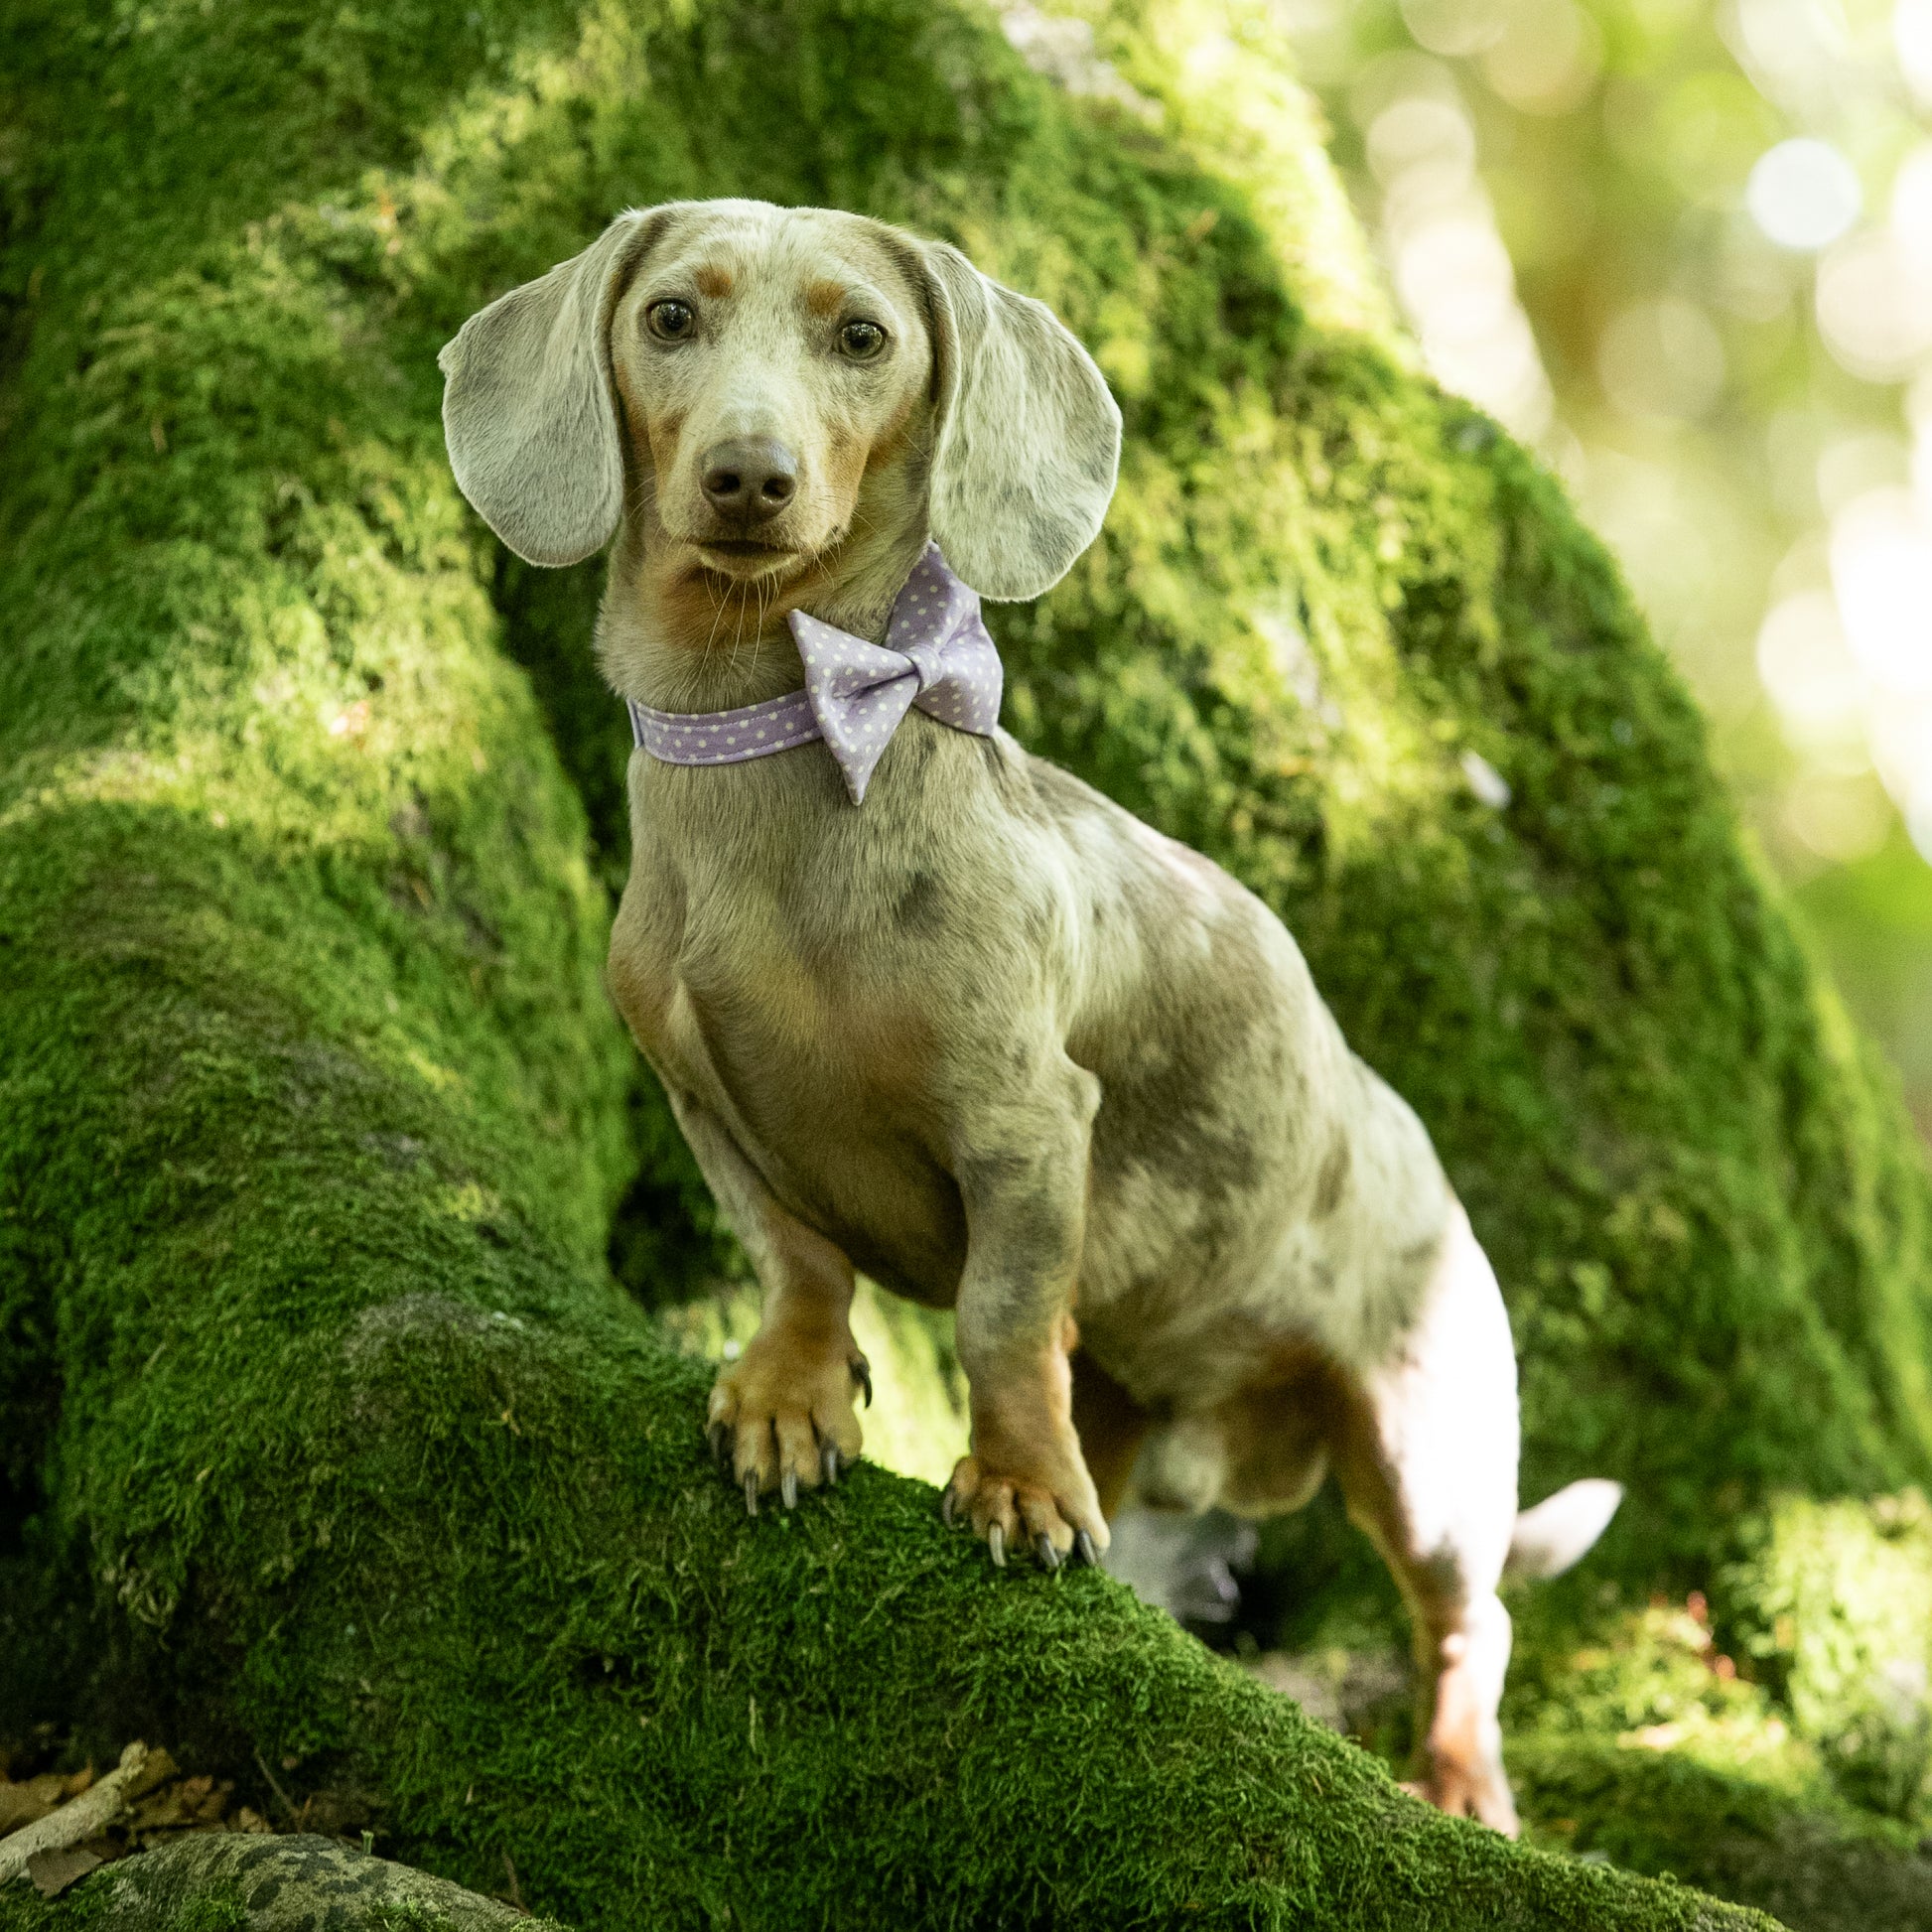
top-left (624, 544), bottom-right (1003, 805)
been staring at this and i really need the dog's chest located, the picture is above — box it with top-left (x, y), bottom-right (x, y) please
top-left (621, 862), bottom-right (936, 1106)
top-left (611, 754), bottom-right (984, 1297)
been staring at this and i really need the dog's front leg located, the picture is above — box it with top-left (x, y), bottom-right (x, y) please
top-left (661, 1086), bottom-right (870, 1511)
top-left (941, 1064), bottom-right (1107, 1570)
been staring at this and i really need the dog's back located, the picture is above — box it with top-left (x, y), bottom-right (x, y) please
top-left (1011, 751), bottom-right (1456, 1400)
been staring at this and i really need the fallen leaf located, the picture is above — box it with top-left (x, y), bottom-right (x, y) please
top-left (128, 1790), bottom-right (192, 1833)
top-left (28, 1846), bottom-right (102, 1898)
top-left (127, 1749), bottom-right (178, 1800)
top-left (0, 1775), bottom-right (66, 1836)
top-left (192, 1779), bottom-right (233, 1826)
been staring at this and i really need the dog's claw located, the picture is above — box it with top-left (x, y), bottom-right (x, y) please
top-left (850, 1353), bottom-right (873, 1409)
top-left (1074, 1530), bottom-right (1100, 1569)
top-left (821, 1442), bottom-right (841, 1487)
top-left (708, 1422), bottom-right (731, 1471)
top-left (780, 1468), bottom-right (798, 1511)
top-left (987, 1522), bottom-right (1006, 1569)
top-left (1036, 1534), bottom-right (1061, 1573)
top-left (940, 1488), bottom-right (957, 1528)
top-left (743, 1471), bottom-right (759, 1517)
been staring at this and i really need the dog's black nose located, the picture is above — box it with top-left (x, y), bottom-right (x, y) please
top-left (700, 438), bottom-right (798, 523)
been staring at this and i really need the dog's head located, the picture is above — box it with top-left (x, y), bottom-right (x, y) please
top-left (439, 200), bottom-right (1121, 604)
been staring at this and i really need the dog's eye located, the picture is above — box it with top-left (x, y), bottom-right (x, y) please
top-left (646, 300), bottom-right (696, 342)
top-left (839, 319), bottom-right (887, 359)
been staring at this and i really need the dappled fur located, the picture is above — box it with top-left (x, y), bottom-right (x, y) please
top-left (441, 199), bottom-right (1616, 1834)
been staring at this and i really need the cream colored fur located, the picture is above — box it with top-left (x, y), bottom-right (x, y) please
top-left (440, 199), bottom-right (1618, 1836)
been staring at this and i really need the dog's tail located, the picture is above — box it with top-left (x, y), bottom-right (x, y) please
top-left (1503, 1477), bottom-right (1623, 1583)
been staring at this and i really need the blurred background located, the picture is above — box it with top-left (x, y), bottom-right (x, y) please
top-left (1276, 0), bottom-right (1932, 1133)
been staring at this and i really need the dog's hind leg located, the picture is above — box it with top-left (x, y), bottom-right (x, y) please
top-left (1330, 1204), bottom-right (1524, 1835)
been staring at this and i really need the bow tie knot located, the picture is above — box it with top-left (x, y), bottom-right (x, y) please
top-left (789, 545), bottom-right (1003, 801)
top-left (623, 545), bottom-right (1002, 803)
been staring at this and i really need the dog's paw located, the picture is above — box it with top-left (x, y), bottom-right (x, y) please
top-left (1408, 1676), bottom-right (1520, 1836)
top-left (707, 1331), bottom-right (870, 1513)
top-left (1402, 1760), bottom-right (1520, 1837)
top-left (941, 1451), bottom-right (1108, 1573)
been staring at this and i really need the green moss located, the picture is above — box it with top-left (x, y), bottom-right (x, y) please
top-left (1492, 1516), bottom-right (1932, 1926)
top-left (161, 1887), bottom-right (250, 1932)
top-left (370, 1905), bottom-right (454, 1932)
top-left (1511, 1740), bottom-right (1932, 1932)
top-left (1720, 1491), bottom-right (1932, 1821)
top-left (0, 0), bottom-right (1924, 1924)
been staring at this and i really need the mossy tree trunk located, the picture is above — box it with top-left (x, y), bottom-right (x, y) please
top-left (0, 0), bottom-right (1919, 1924)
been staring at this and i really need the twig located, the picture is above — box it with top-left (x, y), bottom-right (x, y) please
top-left (250, 1748), bottom-right (298, 1826)
top-left (0, 1743), bottom-right (147, 1884)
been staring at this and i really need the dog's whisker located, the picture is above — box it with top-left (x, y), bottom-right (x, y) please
top-left (749, 576), bottom-right (771, 685)
top-left (725, 579), bottom-right (752, 685)
top-left (703, 578), bottom-right (731, 661)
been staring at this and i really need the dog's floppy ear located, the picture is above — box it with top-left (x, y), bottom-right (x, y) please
top-left (439, 207), bottom-right (674, 567)
top-left (919, 241), bottom-right (1122, 602)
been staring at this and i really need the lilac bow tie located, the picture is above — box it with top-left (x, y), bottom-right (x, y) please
top-left (624, 544), bottom-right (1002, 804)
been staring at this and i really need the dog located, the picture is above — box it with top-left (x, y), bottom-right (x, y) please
top-left (439, 199), bottom-right (1621, 1833)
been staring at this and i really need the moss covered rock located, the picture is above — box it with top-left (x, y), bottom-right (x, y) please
top-left (0, 0), bottom-right (1921, 1923)
top-left (0, 1834), bottom-right (558, 1932)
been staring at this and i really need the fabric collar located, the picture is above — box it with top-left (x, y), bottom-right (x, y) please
top-left (623, 544), bottom-right (1002, 804)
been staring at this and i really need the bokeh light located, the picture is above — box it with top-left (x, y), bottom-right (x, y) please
top-left (1898, 0), bottom-right (1932, 107)
top-left (1597, 298), bottom-right (1727, 421)
top-left (1746, 138), bottom-right (1863, 250)
top-left (1756, 589), bottom-right (1864, 742)
top-left (1359, 60), bottom-right (1555, 436)
top-left (1286, 0), bottom-right (1932, 1122)
top-left (1817, 231), bottom-right (1932, 379)
top-left (1481, 0), bottom-right (1603, 114)
top-left (1831, 489), bottom-right (1932, 701)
